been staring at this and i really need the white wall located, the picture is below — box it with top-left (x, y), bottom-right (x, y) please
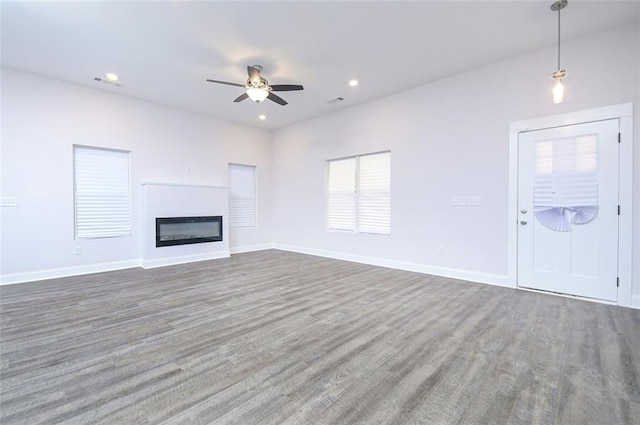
top-left (272, 25), bottom-right (639, 297)
top-left (2, 24), bottom-right (638, 304)
top-left (0, 69), bottom-right (273, 281)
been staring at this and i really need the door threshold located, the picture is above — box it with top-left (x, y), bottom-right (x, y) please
top-left (517, 286), bottom-right (617, 306)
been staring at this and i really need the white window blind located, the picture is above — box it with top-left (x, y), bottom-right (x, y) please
top-left (229, 164), bottom-right (256, 228)
top-left (327, 157), bottom-right (357, 231)
top-left (358, 152), bottom-right (391, 234)
top-left (327, 151), bottom-right (390, 235)
top-left (74, 146), bottom-right (131, 239)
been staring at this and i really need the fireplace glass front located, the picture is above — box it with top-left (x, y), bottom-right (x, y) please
top-left (156, 216), bottom-right (222, 247)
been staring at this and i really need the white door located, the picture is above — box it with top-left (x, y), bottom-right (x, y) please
top-left (517, 119), bottom-right (619, 301)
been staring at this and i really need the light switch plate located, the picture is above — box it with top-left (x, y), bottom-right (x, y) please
top-left (468, 196), bottom-right (482, 206)
top-left (0, 197), bottom-right (18, 207)
top-left (451, 196), bottom-right (467, 206)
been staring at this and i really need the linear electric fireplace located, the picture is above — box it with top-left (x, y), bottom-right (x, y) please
top-left (155, 216), bottom-right (223, 247)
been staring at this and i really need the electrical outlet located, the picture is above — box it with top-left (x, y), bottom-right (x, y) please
top-left (468, 196), bottom-right (482, 206)
top-left (0, 197), bottom-right (18, 207)
top-left (74, 246), bottom-right (82, 255)
top-left (438, 245), bottom-right (446, 255)
top-left (451, 196), bottom-right (467, 206)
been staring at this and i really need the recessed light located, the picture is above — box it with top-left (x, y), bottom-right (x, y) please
top-left (105, 73), bottom-right (119, 82)
top-left (258, 114), bottom-right (266, 120)
top-left (348, 79), bottom-right (359, 87)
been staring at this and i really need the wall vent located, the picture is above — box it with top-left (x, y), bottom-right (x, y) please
top-left (93, 77), bottom-right (122, 87)
top-left (326, 97), bottom-right (344, 105)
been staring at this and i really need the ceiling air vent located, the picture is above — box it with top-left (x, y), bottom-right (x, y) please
top-left (326, 97), bottom-right (344, 105)
top-left (93, 77), bottom-right (122, 87)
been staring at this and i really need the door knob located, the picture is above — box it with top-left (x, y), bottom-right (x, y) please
top-left (520, 220), bottom-right (527, 225)
top-left (520, 209), bottom-right (527, 214)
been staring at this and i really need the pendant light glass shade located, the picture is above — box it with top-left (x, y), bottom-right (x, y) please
top-left (552, 79), bottom-right (565, 104)
top-left (551, 69), bottom-right (567, 104)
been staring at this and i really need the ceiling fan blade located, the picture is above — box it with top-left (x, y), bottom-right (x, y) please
top-left (206, 79), bottom-right (245, 88)
top-left (267, 92), bottom-right (288, 106)
top-left (269, 84), bottom-right (304, 92)
top-left (233, 93), bottom-right (249, 103)
top-left (247, 66), bottom-right (261, 84)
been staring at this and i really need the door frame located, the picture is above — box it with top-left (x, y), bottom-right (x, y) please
top-left (508, 103), bottom-right (633, 307)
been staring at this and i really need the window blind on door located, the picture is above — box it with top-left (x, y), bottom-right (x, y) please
top-left (229, 164), bottom-right (256, 228)
top-left (74, 146), bottom-right (131, 239)
top-left (533, 136), bottom-right (599, 232)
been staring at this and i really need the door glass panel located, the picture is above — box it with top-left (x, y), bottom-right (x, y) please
top-left (533, 134), bottom-right (598, 232)
top-left (575, 136), bottom-right (598, 172)
top-left (535, 141), bottom-right (553, 174)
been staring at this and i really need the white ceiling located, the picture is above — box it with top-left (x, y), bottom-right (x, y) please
top-left (2, 1), bottom-right (638, 130)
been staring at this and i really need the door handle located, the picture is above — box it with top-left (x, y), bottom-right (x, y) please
top-left (520, 209), bottom-right (527, 214)
top-left (520, 220), bottom-right (527, 225)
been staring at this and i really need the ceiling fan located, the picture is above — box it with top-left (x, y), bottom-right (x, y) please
top-left (206, 65), bottom-right (304, 106)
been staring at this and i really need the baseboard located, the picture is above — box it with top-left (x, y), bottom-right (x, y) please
top-left (632, 295), bottom-right (640, 309)
top-left (230, 243), bottom-right (275, 255)
top-left (0, 260), bottom-right (141, 286)
top-left (2, 251), bottom-right (234, 285)
top-left (140, 251), bottom-right (230, 269)
top-left (273, 243), bottom-right (512, 288)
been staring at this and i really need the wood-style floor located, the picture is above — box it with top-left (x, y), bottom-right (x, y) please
top-left (1, 250), bottom-right (638, 425)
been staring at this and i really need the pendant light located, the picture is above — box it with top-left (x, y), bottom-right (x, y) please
top-left (550, 0), bottom-right (568, 104)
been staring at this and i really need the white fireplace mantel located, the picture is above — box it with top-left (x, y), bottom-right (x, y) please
top-left (141, 183), bottom-right (229, 268)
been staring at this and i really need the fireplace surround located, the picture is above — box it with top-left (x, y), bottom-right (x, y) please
top-left (155, 216), bottom-right (223, 247)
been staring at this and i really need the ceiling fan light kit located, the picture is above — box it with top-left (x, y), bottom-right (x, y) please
top-left (207, 65), bottom-right (304, 106)
top-left (550, 0), bottom-right (568, 104)
top-left (247, 87), bottom-right (269, 102)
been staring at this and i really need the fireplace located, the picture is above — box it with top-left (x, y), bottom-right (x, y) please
top-left (155, 216), bottom-right (223, 247)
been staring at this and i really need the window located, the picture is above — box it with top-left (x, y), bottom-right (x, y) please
top-left (327, 151), bottom-right (390, 234)
top-left (74, 146), bottom-right (131, 239)
top-left (229, 163), bottom-right (256, 228)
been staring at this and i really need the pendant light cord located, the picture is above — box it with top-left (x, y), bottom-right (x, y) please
top-left (557, 6), bottom-right (562, 70)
